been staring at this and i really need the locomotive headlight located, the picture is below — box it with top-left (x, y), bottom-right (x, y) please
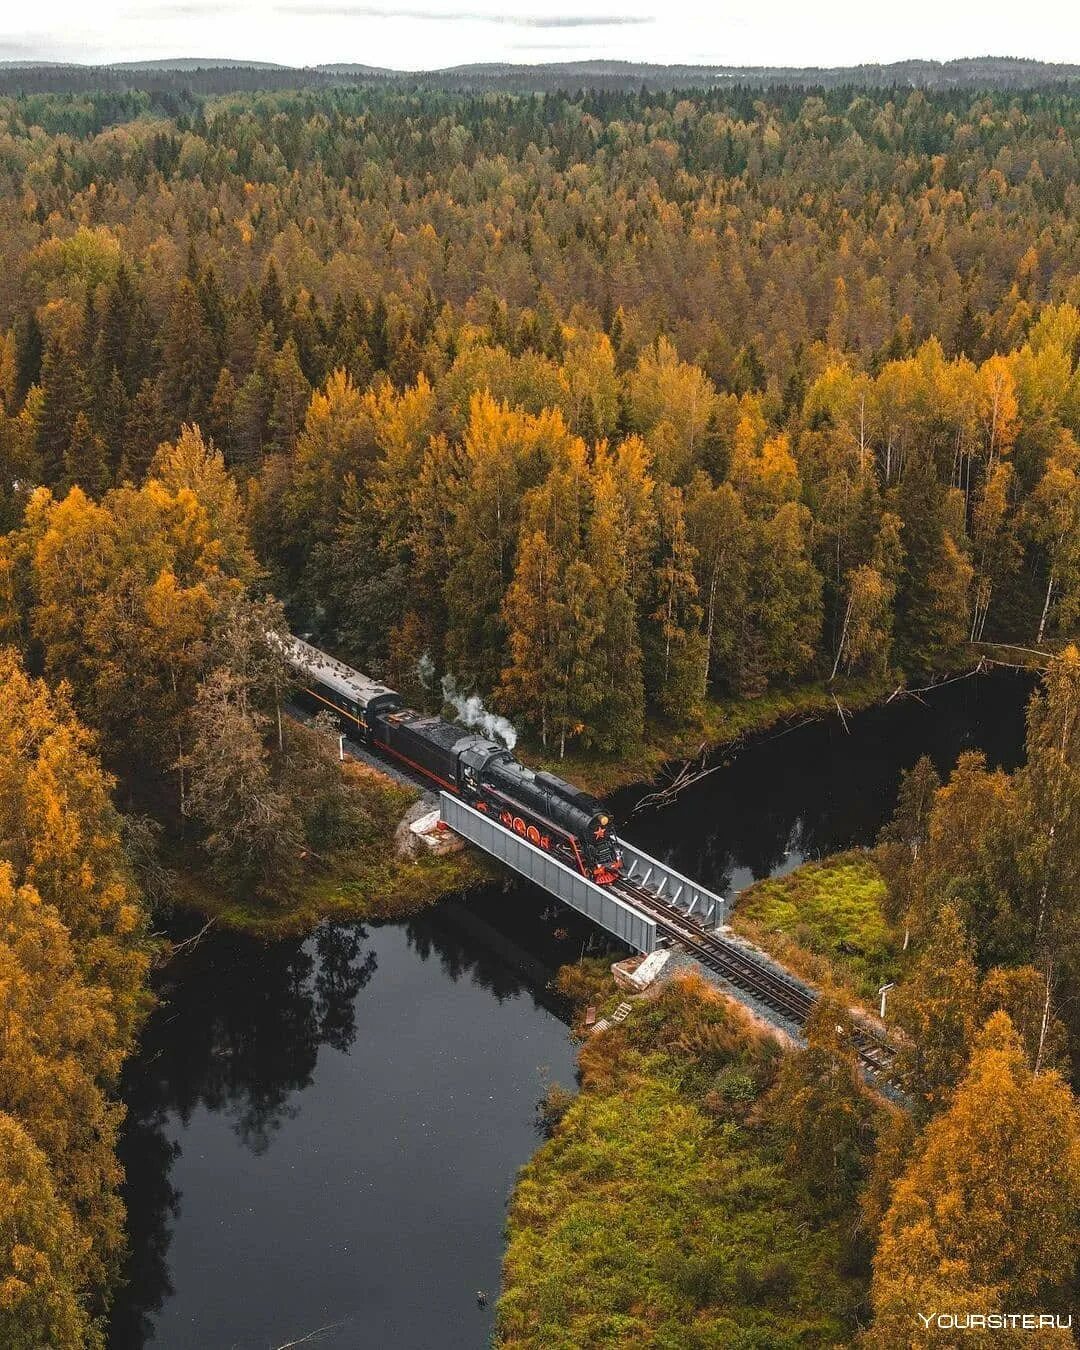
top-left (600, 815), bottom-right (609, 825)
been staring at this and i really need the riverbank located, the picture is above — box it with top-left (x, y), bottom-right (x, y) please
top-left (179, 648), bottom-right (1043, 940)
top-left (171, 761), bottom-right (495, 940)
top-left (534, 643), bottom-right (1050, 799)
top-left (200, 675), bottom-right (892, 939)
top-left (497, 970), bottom-right (872, 1346)
top-left (534, 674), bottom-right (894, 798)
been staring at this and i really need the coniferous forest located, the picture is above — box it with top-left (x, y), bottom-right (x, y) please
top-left (1, 74), bottom-right (1080, 1346)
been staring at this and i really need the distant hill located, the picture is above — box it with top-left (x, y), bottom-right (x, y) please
top-left (0, 54), bottom-right (1077, 97)
top-left (408, 57), bottom-right (1080, 92)
top-left (108, 58), bottom-right (291, 71)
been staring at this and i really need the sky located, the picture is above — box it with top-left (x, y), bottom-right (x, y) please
top-left (3, 0), bottom-right (1079, 71)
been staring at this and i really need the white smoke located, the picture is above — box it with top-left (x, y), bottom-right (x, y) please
top-left (441, 674), bottom-right (518, 750)
top-left (415, 650), bottom-right (435, 690)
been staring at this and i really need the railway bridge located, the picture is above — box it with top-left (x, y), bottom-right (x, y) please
top-left (439, 793), bottom-right (897, 1081)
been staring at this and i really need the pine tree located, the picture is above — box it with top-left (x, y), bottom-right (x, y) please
top-left (62, 411), bottom-right (109, 498)
top-left (267, 338), bottom-right (311, 456)
top-left (94, 261), bottom-right (150, 396)
top-left (122, 377), bottom-right (169, 481)
top-left (587, 449), bottom-right (645, 750)
top-left (731, 504), bottom-right (821, 698)
top-left (685, 474), bottom-right (750, 696)
top-left (206, 366), bottom-right (239, 463)
top-left (13, 310), bottom-right (43, 404)
top-left (231, 366), bottom-right (270, 468)
top-left (258, 259), bottom-right (286, 336)
top-left (158, 278), bottom-right (217, 427)
top-left (35, 340), bottom-right (85, 484)
top-left (642, 484), bottom-right (704, 720)
top-left (876, 754), bottom-right (941, 930)
top-left (893, 455), bottom-right (973, 677)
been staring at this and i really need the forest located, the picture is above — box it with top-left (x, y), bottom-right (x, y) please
top-left (0, 76), bottom-right (1079, 1344)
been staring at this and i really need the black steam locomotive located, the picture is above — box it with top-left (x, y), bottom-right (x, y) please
top-left (282, 635), bottom-right (623, 884)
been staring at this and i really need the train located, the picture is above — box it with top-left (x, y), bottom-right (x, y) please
top-left (280, 634), bottom-right (624, 885)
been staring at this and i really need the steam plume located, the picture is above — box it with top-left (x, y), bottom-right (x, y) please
top-left (441, 674), bottom-right (518, 750)
top-left (415, 651), bottom-right (435, 689)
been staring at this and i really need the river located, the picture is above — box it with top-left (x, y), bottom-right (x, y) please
top-left (108, 670), bottom-right (1034, 1349)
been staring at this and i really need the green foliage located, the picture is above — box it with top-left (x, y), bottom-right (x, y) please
top-left (735, 854), bottom-right (897, 999)
top-left (499, 977), bottom-right (865, 1348)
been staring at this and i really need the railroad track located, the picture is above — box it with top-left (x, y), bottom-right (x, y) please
top-left (614, 879), bottom-right (897, 1080)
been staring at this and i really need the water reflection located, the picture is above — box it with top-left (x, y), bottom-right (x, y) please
top-left (110, 894), bottom-right (591, 1349)
top-left (111, 924), bottom-right (379, 1346)
top-left (614, 671), bottom-right (1033, 899)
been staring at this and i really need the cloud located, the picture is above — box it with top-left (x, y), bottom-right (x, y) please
top-left (275, 5), bottom-right (652, 26)
top-left (508, 41), bottom-right (593, 50)
top-left (0, 37), bottom-right (61, 59)
top-left (148, 3), bottom-right (242, 14)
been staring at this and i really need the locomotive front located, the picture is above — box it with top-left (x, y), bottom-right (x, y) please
top-left (477, 755), bottom-right (623, 884)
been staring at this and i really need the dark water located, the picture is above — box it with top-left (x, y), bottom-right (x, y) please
top-left (109, 671), bottom-right (1034, 1350)
top-left (108, 898), bottom-right (602, 1350)
top-left (613, 671), bottom-right (1034, 903)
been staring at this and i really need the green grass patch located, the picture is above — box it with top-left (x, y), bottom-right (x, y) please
top-left (185, 845), bottom-right (495, 939)
top-left (498, 975), bottom-right (868, 1348)
top-left (733, 853), bottom-right (899, 1002)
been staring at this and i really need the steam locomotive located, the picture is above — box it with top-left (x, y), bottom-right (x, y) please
top-left (281, 635), bottom-right (623, 884)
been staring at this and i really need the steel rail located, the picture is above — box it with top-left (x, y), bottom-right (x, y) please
top-left (614, 879), bottom-right (897, 1079)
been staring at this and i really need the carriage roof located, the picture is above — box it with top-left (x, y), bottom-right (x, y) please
top-left (280, 634), bottom-right (399, 708)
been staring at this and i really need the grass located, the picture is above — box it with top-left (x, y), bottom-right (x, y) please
top-left (497, 973), bottom-right (870, 1348)
top-left (184, 846), bottom-right (495, 939)
top-left (732, 853), bottom-right (900, 1003)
